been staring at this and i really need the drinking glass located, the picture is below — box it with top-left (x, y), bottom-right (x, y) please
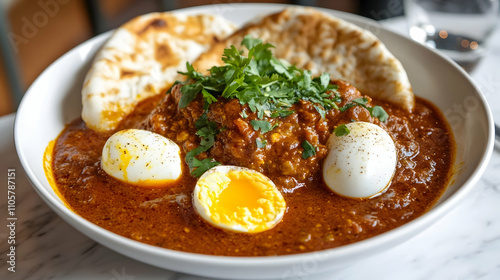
top-left (405, 0), bottom-right (499, 72)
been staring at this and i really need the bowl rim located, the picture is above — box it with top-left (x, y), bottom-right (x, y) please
top-left (14, 1), bottom-right (495, 269)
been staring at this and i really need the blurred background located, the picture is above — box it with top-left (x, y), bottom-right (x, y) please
top-left (0, 0), bottom-right (403, 117)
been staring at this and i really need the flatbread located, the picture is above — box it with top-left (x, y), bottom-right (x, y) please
top-left (82, 12), bottom-right (236, 132)
top-left (193, 7), bottom-right (415, 110)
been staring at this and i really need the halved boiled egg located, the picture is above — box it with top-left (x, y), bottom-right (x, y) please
top-left (101, 129), bottom-right (182, 187)
top-left (323, 122), bottom-right (397, 198)
top-left (193, 165), bottom-right (286, 233)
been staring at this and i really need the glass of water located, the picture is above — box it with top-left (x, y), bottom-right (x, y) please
top-left (405, 0), bottom-right (499, 72)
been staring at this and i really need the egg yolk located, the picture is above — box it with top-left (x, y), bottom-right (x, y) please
top-left (210, 172), bottom-right (265, 220)
top-left (117, 143), bottom-right (133, 182)
top-left (194, 167), bottom-right (286, 233)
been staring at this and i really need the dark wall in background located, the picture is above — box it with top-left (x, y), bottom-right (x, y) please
top-left (359, 0), bottom-right (404, 20)
top-left (0, 0), bottom-right (404, 116)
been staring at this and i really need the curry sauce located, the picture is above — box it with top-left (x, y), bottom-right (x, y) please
top-left (51, 80), bottom-right (454, 256)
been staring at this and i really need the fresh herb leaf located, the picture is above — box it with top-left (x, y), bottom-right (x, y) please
top-left (241, 35), bottom-right (262, 50)
top-left (184, 113), bottom-right (220, 177)
top-left (176, 36), bottom-right (342, 120)
top-left (334, 124), bottom-right (350, 136)
top-left (298, 70), bottom-right (312, 89)
top-left (301, 140), bottom-right (316, 159)
top-left (339, 98), bottom-right (388, 122)
top-left (195, 113), bottom-right (216, 131)
top-left (179, 83), bottom-right (202, 108)
top-left (175, 36), bottom-right (354, 175)
top-left (240, 109), bottom-right (248, 118)
top-left (250, 120), bottom-right (277, 134)
top-left (371, 106), bottom-right (389, 122)
top-left (185, 147), bottom-right (207, 172)
top-left (314, 105), bottom-right (326, 119)
top-left (273, 109), bottom-right (294, 118)
top-left (190, 158), bottom-right (220, 177)
top-left (339, 103), bottom-right (354, 112)
top-left (270, 57), bottom-right (292, 79)
top-left (353, 97), bottom-right (369, 105)
top-left (319, 72), bottom-right (330, 90)
top-left (178, 62), bottom-right (205, 80)
top-left (256, 138), bottom-right (267, 148)
top-left (201, 88), bottom-right (217, 105)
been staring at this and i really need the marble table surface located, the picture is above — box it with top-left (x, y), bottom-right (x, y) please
top-left (1, 15), bottom-right (500, 280)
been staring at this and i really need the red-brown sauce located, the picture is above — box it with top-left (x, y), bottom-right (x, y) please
top-left (51, 80), bottom-right (454, 256)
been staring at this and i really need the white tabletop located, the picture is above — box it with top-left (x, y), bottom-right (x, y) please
top-left (1, 16), bottom-right (499, 280)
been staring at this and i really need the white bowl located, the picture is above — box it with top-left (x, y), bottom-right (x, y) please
top-left (14, 4), bottom-right (494, 279)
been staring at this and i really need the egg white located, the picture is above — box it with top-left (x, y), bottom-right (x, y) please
top-left (323, 122), bottom-right (397, 198)
top-left (101, 129), bottom-right (182, 187)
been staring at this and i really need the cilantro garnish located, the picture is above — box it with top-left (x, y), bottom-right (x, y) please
top-left (370, 106), bottom-right (389, 122)
top-left (184, 113), bottom-right (220, 176)
top-left (339, 97), bottom-right (368, 112)
top-left (250, 120), bottom-right (277, 134)
top-left (179, 83), bottom-right (202, 108)
top-left (177, 35), bottom-right (340, 121)
top-left (256, 138), bottom-right (267, 148)
top-left (301, 140), bottom-right (316, 159)
top-left (175, 36), bottom-right (344, 176)
top-left (339, 97), bottom-right (388, 122)
top-left (314, 105), bottom-right (326, 119)
top-left (334, 124), bottom-right (350, 136)
top-left (190, 158), bottom-right (220, 177)
top-left (175, 36), bottom-right (388, 176)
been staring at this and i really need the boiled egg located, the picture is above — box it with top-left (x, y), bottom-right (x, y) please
top-left (323, 122), bottom-right (397, 198)
top-left (101, 129), bottom-right (182, 187)
top-left (193, 165), bottom-right (286, 233)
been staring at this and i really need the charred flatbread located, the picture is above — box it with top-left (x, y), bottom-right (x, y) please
top-left (82, 12), bottom-right (236, 131)
top-left (193, 7), bottom-right (415, 110)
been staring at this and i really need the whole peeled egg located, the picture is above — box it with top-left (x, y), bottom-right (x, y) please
top-left (323, 122), bottom-right (397, 198)
top-left (101, 129), bottom-right (182, 187)
top-left (193, 165), bottom-right (286, 233)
